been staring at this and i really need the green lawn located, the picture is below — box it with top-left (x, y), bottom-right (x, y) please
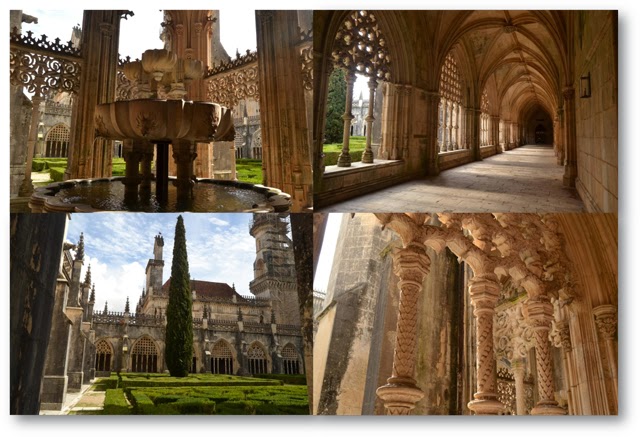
top-left (323, 136), bottom-right (366, 166)
top-left (31, 157), bottom-right (262, 184)
top-left (236, 158), bottom-right (263, 184)
top-left (95, 373), bottom-right (309, 415)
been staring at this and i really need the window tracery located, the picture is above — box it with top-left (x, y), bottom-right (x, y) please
top-left (438, 52), bottom-right (464, 152)
top-left (131, 336), bottom-right (158, 373)
top-left (281, 343), bottom-right (300, 375)
top-left (212, 340), bottom-right (233, 375)
top-left (480, 88), bottom-right (490, 146)
top-left (44, 124), bottom-right (70, 157)
top-left (329, 11), bottom-right (390, 168)
top-left (247, 342), bottom-right (267, 374)
top-left (94, 340), bottom-right (112, 372)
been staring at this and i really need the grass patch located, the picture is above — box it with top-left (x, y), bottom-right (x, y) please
top-left (103, 389), bottom-right (132, 415)
top-left (322, 136), bottom-right (366, 166)
top-left (32, 157), bottom-right (126, 181)
top-left (236, 158), bottom-right (262, 184)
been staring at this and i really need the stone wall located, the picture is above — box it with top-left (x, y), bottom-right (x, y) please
top-left (574, 11), bottom-right (617, 212)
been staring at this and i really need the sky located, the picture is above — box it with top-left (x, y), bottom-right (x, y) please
top-left (20, 9), bottom-right (257, 62)
top-left (313, 213), bottom-right (342, 293)
top-left (66, 213), bottom-right (257, 313)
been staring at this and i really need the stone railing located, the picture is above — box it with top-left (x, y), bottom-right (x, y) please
top-left (277, 324), bottom-right (301, 336)
top-left (10, 29), bottom-right (82, 97)
top-left (43, 101), bottom-right (72, 117)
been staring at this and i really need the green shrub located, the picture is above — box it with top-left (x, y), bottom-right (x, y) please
top-left (49, 166), bottom-right (66, 182)
top-left (254, 374), bottom-right (307, 385)
top-left (103, 389), bottom-right (131, 415)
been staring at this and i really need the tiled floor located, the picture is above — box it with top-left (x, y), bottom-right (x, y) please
top-left (317, 145), bottom-right (585, 213)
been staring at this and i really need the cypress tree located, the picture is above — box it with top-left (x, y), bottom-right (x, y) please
top-left (324, 68), bottom-right (347, 144)
top-left (165, 215), bottom-right (193, 377)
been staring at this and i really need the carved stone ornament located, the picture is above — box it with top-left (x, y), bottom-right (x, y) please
top-left (332, 10), bottom-right (391, 80)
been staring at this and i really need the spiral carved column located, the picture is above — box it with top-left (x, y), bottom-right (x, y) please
top-left (511, 358), bottom-right (527, 415)
top-left (376, 243), bottom-right (430, 415)
top-left (467, 275), bottom-right (504, 415)
top-left (526, 296), bottom-right (566, 415)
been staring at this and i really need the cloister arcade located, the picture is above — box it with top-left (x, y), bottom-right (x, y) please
top-left (314, 10), bottom-right (617, 213)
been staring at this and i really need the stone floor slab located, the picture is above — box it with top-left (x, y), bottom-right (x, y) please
top-left (317, 145), bottom-right (585, 213)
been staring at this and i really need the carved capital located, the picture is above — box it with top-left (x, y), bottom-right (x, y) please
top-left (593, 304), bottom-right (617, 340)
top-left (524, 295), bottom-right (554, 330)
top-left (468, 276), bottom-right (500, 311)
top-left (392, 243), bottom-right (430, 286)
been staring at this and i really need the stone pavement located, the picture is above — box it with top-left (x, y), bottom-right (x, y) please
top-left (318, 145), bottom-right (585, 213)
top-left (39, 383), bottom-right (105, 415)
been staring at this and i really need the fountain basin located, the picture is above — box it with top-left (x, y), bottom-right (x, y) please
top-left (29, 178), bottom-right (291, 213)
top-left (95, 99), bottom-right (231, 142)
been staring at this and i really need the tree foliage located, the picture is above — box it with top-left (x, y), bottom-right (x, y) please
top-left (165, 215), bottom-right (193, 377)
top-left (324, 68), bottom-right (347, 144)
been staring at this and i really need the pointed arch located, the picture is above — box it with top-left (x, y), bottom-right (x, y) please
top-left (211, 339), bottom-right (235, 375)
top-left (281, 343), bottom-right (302, 375)
top-left (94, 338), bottom-right (113, 372)
top-left (130, 336), bottom-right (159, 373)
top-left (247, 341), bottom-right (269, 374)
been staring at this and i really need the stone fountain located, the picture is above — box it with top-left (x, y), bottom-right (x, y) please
top-left (29, 48), bottom-right (290, 212)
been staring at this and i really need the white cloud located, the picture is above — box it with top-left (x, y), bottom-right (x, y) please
top-left (208, 217), bottom-right (230, 227)
top-left (81, 256), bottom-right (146, 313)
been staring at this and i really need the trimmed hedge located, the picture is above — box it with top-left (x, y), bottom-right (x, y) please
top-left (103, 389), bottom-right (131, 415)
top-left (125, 384), bottom-right (309, 415)
top-left (49, 166), bottom-right (66, 182)
top-left (254, 374), bottom-right (307, 386)
top-left (32, 158), bottom-right (67, 172)
top-left (323, 150), bottom-right (363, 166)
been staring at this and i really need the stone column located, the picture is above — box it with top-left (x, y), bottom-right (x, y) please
top-left (122, 149), bottom-right (142, 205)
top-left (446, 100), bottom-right (453, 151)
top-left (557, 320), bottom-right (577, 414)
top-left (511, 358), bottom-right (527, 415)
top-left (472, 109), bottom-right (482, 161)
top-left (593, 304), bottom-right (618, 408)
top-left (376, 243), bottom-right (430, 415)
top-left (491, 116), bottom-right (501, 152)
top-left (140, 151), bottom-right (153, 193)
top-left (525, 296), bottom-right (566, 415)
top-left (256, 10), bottom-right (312, 211)
top-left (451, 103), bottom-right (458, 150)
top-left (555, 107), bottom-right (564, 165)
top-left (425, 92), bottom-right (441, 175)
top-left (438, 99), bottom-right (445, 153)
top-left (562, 87), bottom-right (577, 187)
top-left (67, 11), bottom-right (123, 180)
top-left (467, 275), bottom-right (504, 415)
top-left (10, 214), bottom-right (67, 414)
top-left (361, 77), bottom-right (377, 163)
top-left (337, 71), bottom-right (356, 167)
top-left (18, 94), bottom-right (44, 197)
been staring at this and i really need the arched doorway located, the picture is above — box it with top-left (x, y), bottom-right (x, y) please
top-left (535, 124), bottom-right (546, 144)
top-left (130, 336), bottom-right (158, 373)
top-left (94, 339), bottom-right (113, 372)
top-left (44, 124), bottom-right (70, 158)
top-left (247, 342), bottom-right (268, 374)
top-left (211, 340), bottom-right (234, 375)
top-left (281, 343), bottom-right (301, 375)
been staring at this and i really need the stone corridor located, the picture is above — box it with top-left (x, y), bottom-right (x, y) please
top-left (318, 145), bottom-right (585, 213)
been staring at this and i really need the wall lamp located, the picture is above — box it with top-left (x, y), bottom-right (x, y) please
top-left (580, 72), bottom-right (591, 98)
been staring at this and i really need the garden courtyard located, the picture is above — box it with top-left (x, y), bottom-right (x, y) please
top-left (42, 373), bottom-right (309, 415)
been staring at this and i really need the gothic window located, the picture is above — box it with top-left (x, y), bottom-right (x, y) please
top-left (94, 339), bottom-right (113, 372)
top-left (131, 336), bottom-right (158, 373)
top-left (212, 340), bottom-right (234, 375)
top-left (44, 123), bottom-right (70, 158)
top-left (281, 343), bottom-right (301, 375)
top-left (480, 89), bottom-right (490, 146)
top-left (247, 342), bottom-right (268, 374)
top-left (327, 10), bottom-right (391, 168)
top-left (438, 51), bottom-right (464, 153)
